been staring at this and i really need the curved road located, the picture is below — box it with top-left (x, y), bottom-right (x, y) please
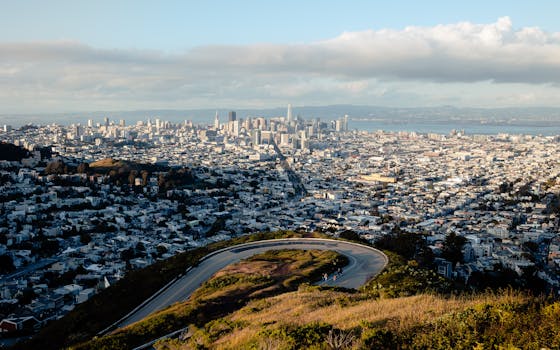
top-left (113, 238), bottom-right (387, 330)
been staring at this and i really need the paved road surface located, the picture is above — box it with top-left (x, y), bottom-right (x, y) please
top-left (115, 238), bottom-right (387, 329)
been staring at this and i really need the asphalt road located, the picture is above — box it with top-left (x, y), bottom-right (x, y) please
top-left (115, 238), bottom-right (387, 329)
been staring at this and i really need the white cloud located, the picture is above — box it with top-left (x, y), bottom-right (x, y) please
top-left (1, 17), bottom-right (560, 113)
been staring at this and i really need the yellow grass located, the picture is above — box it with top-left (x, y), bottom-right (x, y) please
top-left (89, 158), bottom-right (129, 168)
top-left (210, 289), bottom-right (527, 349)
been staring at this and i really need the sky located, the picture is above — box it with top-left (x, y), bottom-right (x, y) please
top-left (1, 0), bottom-right (560, 114)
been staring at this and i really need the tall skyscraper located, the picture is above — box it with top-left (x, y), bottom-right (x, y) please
top-left (233, 120), bottom-right (240, 137)
top-left (228, 111), bottom-right (237, 122)
top-left (214, 111), bottom-right (220, 129)
top-left (286, 104), bottom-right (293, 123)
top-left (251, 129), bottom-right (261, 146)
top-left (343, 114), bottom-right (349, 131)
top-left (335, 119), bottom-right (343, 132)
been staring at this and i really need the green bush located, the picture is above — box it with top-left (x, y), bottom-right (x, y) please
top-left (361, 328), bottom-right (396, 349)
top-left (361, 251), bottom-right (451, 298)
top-left (259, 322), bottom-right (332, 349)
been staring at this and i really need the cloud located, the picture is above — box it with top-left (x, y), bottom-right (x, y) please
top-left (1, 17), bottom-right (560, 113)
top-left (175, 16), bottom-right (560, 84)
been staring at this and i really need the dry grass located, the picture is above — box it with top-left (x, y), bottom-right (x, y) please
top-left (89, 158), bottom-right (128, 168)
top-left (210, 289), bottom-right (528, 349)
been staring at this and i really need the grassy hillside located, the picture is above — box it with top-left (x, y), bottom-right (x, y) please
top-left (70, 249), bottom-right (346, 350)
top-left (88, 158), bottom-right (131, 168)
top-left (159, 289), bottom-right (559, 350)
top-left (147, 246), bottom-right (560, 350)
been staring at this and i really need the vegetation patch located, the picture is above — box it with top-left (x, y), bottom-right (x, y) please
top-left (156, 289), bottom-right (560, 350)
top-left (361, 251), bottom-right (452, 298)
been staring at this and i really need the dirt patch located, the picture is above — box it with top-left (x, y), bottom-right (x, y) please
top-left (215, 261), bottom-right (279, 278)
top-left (272, 263), bottom-right (291, 276)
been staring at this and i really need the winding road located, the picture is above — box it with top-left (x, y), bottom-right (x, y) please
top-left (110, 238), bottom-right (387, 331)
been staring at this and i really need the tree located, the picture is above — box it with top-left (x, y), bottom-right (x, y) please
top-left (0, 143), bottom-right (30, 161)
top-left (17, 287), bottom-right (36, 305)
top-left (45, 160), bottom-right (66, 175)
top-left (375, 231), bottom-right (424, 260)
top-left (0, 254), bottom-right (15, 274)
top-left (136, 241), bottom-right (145, 252)
top-left (141, 170), bottom-right (149, 186)
top-left (498, 181), bottom-right (513, 193)
top-left (441, 232), bottom-right (467, 266)
top-left (156, 245), bottom-right (168, 256)
top-left (77, 162), bottom-right (90, 174)
top-left (80, 232), bottom-right (92, 245)
top-left (339, 230), bottom-right (366, 243)
top-left (128, 170), bottom-right (138, 185)
top-left (40, 239), bottom-right (60, 257)
top-left (121, 247), bottom-right (135, 261)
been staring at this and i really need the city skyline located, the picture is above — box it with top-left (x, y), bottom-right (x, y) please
top-left (1, 2), bottom-right (560, 115)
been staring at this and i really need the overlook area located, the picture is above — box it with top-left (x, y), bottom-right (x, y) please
top-left (7, 231), bottom-right (560, 350)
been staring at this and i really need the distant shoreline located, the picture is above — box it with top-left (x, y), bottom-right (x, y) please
top-left (2, 104), bottom-right (560, 136)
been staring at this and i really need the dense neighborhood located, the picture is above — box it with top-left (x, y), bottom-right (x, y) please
top-left (1, 111), bottom-right (560, 341)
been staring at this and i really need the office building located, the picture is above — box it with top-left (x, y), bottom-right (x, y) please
top-left (287, 104), bottom-right (293, 123)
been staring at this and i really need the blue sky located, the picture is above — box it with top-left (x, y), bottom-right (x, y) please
top-left (1, 1), bottom-right (560, 113)
top-left (3, 1), bottom-right (559, 50)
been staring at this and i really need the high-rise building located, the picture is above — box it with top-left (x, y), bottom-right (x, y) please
top-left (343, 114), bottom-right (349, 131)
top-left (104, 117), bottom-right (110, 127)
top-left (228, 111), bottom-right (237, 122)
top-left (280, 133), bottom-right (290, 146)
top-left (287, 104), bottom-right (293, 123)
top-left (233, 120), bottom-right (240, 137)
top-left (251, 129), bottom-right (261, 146)
top-left (335, 119), bottom-right (343, 132)
top-left (87, 119), bottom-right (94, 128)
top-left (214, 111), bottom-right (220, 129)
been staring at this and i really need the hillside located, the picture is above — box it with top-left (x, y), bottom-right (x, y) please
top-left (70, 249), bottom-right (345, 350)
top-left (88, 158), bottom-right (132, 169)
top-left (73, 244), bottom-right (560, 350)
top-left (159, 289), bottom-right (559, 349)
top-left (13, 230), bottom-right (560, 349)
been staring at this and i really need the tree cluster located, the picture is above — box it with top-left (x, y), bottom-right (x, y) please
top-left (157, 167), bottom-right (195, 192)
top-left (0, 142), bottom-right (30, 161)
